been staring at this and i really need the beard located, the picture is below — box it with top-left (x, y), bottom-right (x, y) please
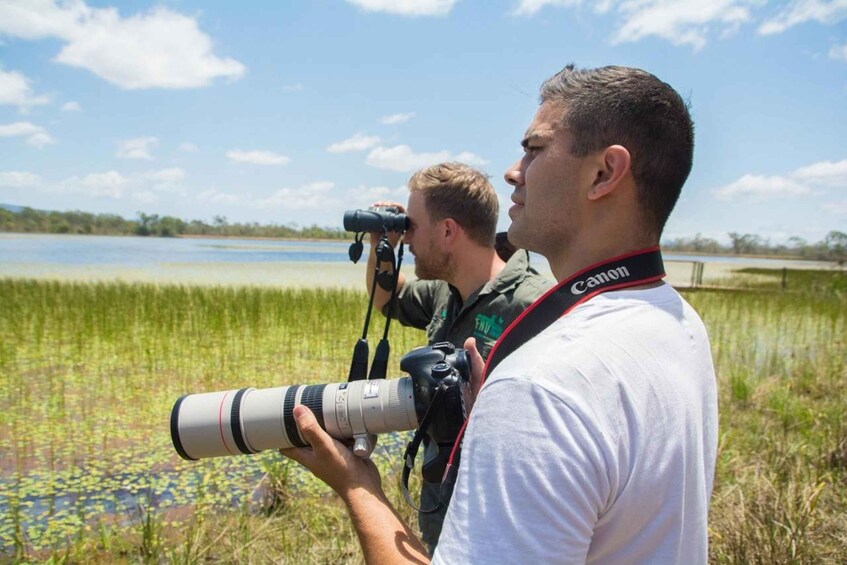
top-left (413, 247), bottom-right (452, 281)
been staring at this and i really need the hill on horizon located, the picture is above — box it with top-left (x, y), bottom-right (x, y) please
top-left (0, 203), bottom-right (27, 213)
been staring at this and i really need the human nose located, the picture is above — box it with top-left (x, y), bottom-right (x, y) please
top-left (504, 158), bottom-right (523, 187)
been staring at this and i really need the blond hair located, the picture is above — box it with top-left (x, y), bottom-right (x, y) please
top-left (408, 162), bottom-right (498, 247)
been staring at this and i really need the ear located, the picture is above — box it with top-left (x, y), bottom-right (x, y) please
top-left (588, 145), bottom-right (631, 201)
top-left (441, 218), bottom-right (461, 246)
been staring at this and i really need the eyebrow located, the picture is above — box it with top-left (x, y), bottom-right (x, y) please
top-left (521, 130), bottom-right (553, 149)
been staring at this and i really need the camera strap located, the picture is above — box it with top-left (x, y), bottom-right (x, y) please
top-left (400, 383), bottom-right (450, 513)
top-left (442, 246), bottom-right (666, 478)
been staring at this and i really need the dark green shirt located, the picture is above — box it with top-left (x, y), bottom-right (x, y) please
top-left (385, 250), bottom-right (554, 359)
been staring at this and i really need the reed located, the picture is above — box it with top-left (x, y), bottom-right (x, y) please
top-left (1, 276), bottom-right (845, 562)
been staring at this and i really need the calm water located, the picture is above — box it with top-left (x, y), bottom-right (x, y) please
top-left (0, 233), bottom-right (833, 288)
top-left (0, 233), bottom-right (397, 287)
top-left (0, 233), bottom-right (355, 266)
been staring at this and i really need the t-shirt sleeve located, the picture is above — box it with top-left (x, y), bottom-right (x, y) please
top-left (433, 376), bottom-right (610, 564)
top-left (382, 278), bottom-right (438, 330)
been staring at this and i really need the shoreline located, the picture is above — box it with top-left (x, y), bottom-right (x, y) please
top-left (1, 232), bottom-right (842, 264)
top-left (2, 258), bottom-right (841, 290)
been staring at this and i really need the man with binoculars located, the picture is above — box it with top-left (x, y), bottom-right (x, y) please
top-left (363, 161), bottom-right (552, 553)
top-left (282, 65), bottom-right (717, 564)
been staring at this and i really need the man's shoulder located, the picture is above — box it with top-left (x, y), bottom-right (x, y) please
top-left (399, 277), bottom-right (451, 300)
top-left (491, 250), bottom-right (554, 299)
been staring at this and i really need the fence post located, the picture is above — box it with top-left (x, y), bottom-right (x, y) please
top-left (782, 267), bottom-right (787, 290)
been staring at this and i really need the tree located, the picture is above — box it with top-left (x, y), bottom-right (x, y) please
top-left (136, 212), bottom-right (159, 236)
top-left (824, 231), bottom-right (847, 266)
top-left (728, 232), bottom-right (766, 255)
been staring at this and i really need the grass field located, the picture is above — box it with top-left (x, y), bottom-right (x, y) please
top-left (1, 270), bottom-right (845, 563)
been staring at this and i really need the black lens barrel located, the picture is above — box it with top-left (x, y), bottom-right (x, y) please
top-left (170, 395), bottom-right (195, 461)
top-left (343, 209), bottom-right (409, 233)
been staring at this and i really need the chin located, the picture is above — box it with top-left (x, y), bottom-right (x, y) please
top-left (506, 224), bottom-right (526, 249)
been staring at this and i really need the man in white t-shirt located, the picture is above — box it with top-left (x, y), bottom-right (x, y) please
top-left (281, 64), bottom-right (718, 564)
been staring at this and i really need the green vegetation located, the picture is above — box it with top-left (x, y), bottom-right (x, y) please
top-left (0, 207), bottom-right (349, 240)
top-left (663, 230), bottom-right (847, 265)
top-left (1, 274), bottom-right (845, 563)
top-left (713, 267), bottom-right (847, 294)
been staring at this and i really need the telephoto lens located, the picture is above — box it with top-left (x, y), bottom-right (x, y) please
top-left (171, 377), bottom-right (417, 460)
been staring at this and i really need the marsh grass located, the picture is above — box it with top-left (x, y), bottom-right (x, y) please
top-left (1, 276), bottom-right (845, 563)
top-left (686, 285), bottom-right (847, 563)
top-left (712, 267), bottom-right (847, 294)
top-left (0, 279), bottom-right (423, 562)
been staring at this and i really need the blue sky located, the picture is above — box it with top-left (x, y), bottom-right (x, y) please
top-left (0, 0), bottom-right (845, 244)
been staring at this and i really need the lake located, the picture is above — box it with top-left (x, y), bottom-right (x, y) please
top-left (0, 233), bottom-right (835, 288)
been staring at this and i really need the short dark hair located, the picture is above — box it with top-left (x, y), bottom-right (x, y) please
top-left (408, 162), bottom-right (498, 247)
top-left (540, 64), bottom-right (694, 237)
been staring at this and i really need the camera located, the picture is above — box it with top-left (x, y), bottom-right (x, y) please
top-left (343, 206), bottom-right (409, 233)
top-left (170, 343), bottom-right (471, 463)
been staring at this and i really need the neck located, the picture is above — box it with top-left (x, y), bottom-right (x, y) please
top-left (546, 232), bottom-right (658, 283)
top-left (449, 246), bottom-right (506, 303)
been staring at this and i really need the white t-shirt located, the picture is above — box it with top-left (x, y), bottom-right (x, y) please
top-left (433, 284), bottom-right (718, 564)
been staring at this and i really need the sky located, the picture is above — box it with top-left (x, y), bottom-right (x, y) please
top-left (0, 0), bottom-right (845, 245)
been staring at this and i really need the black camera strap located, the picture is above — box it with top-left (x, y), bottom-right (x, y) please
top-left (400, 383), bottom-right (450, 513)
top-left (441, 246), bottom-right (666, 480)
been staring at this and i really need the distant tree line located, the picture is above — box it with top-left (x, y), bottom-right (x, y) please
top-left (0, 207), bottom-right (349, 240)
top-left (663, 231), bottom-right (847, 265)
top-left (2, 206), bottom-right (845, 265)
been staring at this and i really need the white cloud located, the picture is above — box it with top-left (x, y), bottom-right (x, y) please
top-left (713, 174), bottom-right (810, 200)
top-left (0, 2), bottom-right (245, 90)
top-left (381, 112), bottom-right (415, 125)
top-left (0, 0), bottom-right (85, 39)
top-left (282, 82), bottom-right (304, 92)
top-left (347, 184), bottom-right (405, 205)
top-left (145, 167), bottom-right (186, 191)
top-left (178, 142), bottom-right (198, 153)
top-left (327, 133), bottom-right (381, 153)
top-left (0, 68), bottom-right (50, 109)
top-left (61, 101), bottom-right (81, 111)
top-left (0, 171), bottom-right (41, 187)
top-left (117, 137), bottom-right (157, 160)
top-left (366, 144), bottom-right (487, 172)
top-left (51, 170), bottom-right (129, 199)
top-left (830, 42), bottom-right (847, 61)
top-left (759, 0), bottom-right (847, 35)
top-left (133, 190), bottom-right (158, 203)
top-left (823, 200), bottom-right (847, 215)
top-left (511, 0), bottom-right (754, 50)
top-left (511, 0), bottom-right (581, 17)
top-left (227, 149), bottom-right (291, 165)
top-left (83, 171), bottom-right (127, 190)
top-left (792, 159), bottom-right (847, 187)
top-left (345, 0), bottom-right (458, 16)
top-left (197, 189), bottom-right (244, 204)
top-left (513, 0), bottom-right (847, 48)
top-left (0, 121), bottom-right (55, 148)
top-left (713, 159), bottom-right (847, 201)
top-left (612, 0), bottom-right (752, 50)
top-left (258, 181), bottom-right (338, 210)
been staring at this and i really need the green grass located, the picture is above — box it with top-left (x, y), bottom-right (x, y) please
top-left (1, 276), bottom-right (845, 563)
top-left (713, 267), bottom-right (847, 294)
top-left (685, 287), bottom-right (847, 563)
